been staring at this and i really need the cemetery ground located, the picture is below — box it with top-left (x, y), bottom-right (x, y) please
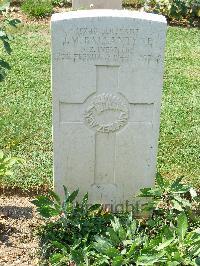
top-left (0, 16), bottom-right (200, 266)
top-left (1, 23), bottom-right (199, 190)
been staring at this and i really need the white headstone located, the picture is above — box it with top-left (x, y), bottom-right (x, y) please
top-left (72, 0), bottom-right (122, 9)
top-left (51, 10), bottom-right (167, 208)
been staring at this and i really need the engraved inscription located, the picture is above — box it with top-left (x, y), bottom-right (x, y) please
top-left (84, 93), bottom-right (129, 133)
top-left (62, 27), bottom-right (138, 63)
top-left (54, 26), bottom-right (163, 64)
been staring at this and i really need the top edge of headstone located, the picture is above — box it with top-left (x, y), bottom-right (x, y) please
top-left (51, 9), bottom-right (167, 24)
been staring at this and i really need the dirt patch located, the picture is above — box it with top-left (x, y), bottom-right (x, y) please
top-left (0, 195), bottom-right (44, 266)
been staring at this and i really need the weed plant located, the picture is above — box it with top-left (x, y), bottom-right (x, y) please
top-left (33, 174), bottom-right (200, 265)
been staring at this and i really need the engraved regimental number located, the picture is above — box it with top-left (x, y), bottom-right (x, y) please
top-left (84, 93), bottom-right (129, 133)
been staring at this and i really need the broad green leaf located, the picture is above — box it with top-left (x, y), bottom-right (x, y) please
top-left (171, 177), bottom-right (190, 193)
top-left (32, 195), bottom-right (61, 218)
top-left (191, 245), bottom-right (200, 257)
top-left (118, 227), bottom-right (126, 241)
top-left (3, 40), bottom-right (12, 54)
top-left (36, 206), bottom-right (60, 218)
top-left (130, 219), bottom-right (137, 234)
top-left (49, 253), bottom-right (66, 264)
top-left (32, 195), bottom-right (54, 207)
top-left (171, 199), bottom-right (183, 211)
top-left (111, 217), bottom-right (121, 232)
top-left (195, 257), bottom-right (200, 265)
top-left (71, 249), bottom-right (84, 264)
top-left (141, 200), bottom-right (158, 211)
top-left (112, 255), bottom-right (124, 266)
top-left (166, 262), bottom-right (180, 266)
top-left (95, 255), bottom-right (110, 265)
top-left (173, 196), bottom-right (191, 210)
top-left (63, 185), bottom-right (68, 198)
top-left (138, 187), bottom-right (162, 197)
top-left (105, 247), bottom-right (120, 258)
top-left (171, 176), bottom-right (184, 186)
top-left (48, 190), bottom-right (61, 205)
top-left (7, 19), bottom-right (21, 27)
top-left (192, 237), bottom-right (200, 245)
top-left (163, 225), bottom-right (174, 239)
top-left (156, 238), bottom-right (175, 251)
top-left (138, 187), bottom-right (152, 197)
top-left (93, 236), bottom-right (119, 257)
top-left (94, 236), bottom-right (112, 250)
top-left (81, 192), bottom-right (89, 208)
top-left (127, 238), bottom-right (142, 258)
top-left (122, 240), bottom-right (132, 246)
top-left (108, 228), bottom-right (121, 245)
top-left (177, 212), bottom-right (188, 242)
top-left (136, 251), bottom-right (165, 265)
top-left (66, 189), bottom-right (79, 203)
top-left (51, 241), bottom-right (68, 252)
top-left (156, 173), bottom-right (165, 188)
top-left (88, 203), bottom-right (101, 212)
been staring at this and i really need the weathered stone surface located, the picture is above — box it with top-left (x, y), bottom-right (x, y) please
top-left (72, 0), bottom-right (122, 9)
top-left (51, 10), bottom-right (167, 209)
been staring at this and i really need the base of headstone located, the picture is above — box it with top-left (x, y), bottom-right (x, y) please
top-left (72, 0), bottom-right (122, 9)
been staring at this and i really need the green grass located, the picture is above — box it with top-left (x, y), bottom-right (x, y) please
top-left (0, 24), bottom-right (52, 189)
top-left (158, 27), bottom-right (200, 186)
top-left (0, 24), bottom-right (199, 189)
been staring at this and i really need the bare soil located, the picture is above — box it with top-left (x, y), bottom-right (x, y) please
top-left (0, 194), bottom-right (44, 266)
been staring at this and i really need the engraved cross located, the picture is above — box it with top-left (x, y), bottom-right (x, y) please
top-left (89, 65), bottom-right (123, 185)
top-left (59, 65), bottom-right (153, 187)
top-left (60, 65), bottom-right (124, 186)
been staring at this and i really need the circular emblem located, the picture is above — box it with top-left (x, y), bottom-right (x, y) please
top-left (84, 93), bottom-right (129, 133)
